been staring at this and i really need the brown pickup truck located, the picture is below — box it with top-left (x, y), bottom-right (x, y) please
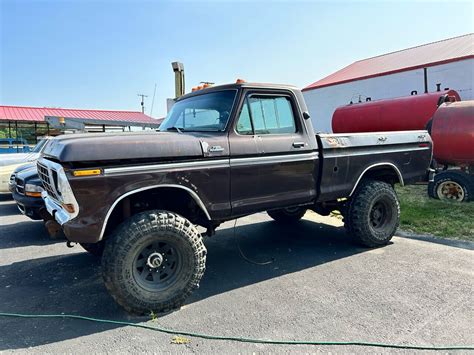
top-left (38, 82), bottom-right (433, 314)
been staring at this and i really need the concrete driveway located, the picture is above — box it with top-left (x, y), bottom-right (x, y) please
top-left (0, 194), bottom-right (473, 353)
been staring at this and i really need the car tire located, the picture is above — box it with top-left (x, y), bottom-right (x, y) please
top-left (80, 242), bottom-right (105, 257)
top-left (428, 171), bottom-right (473, 202)
top-left (101, 210), bottom-right (206, 315)
top-left (267, 207), bottom-right (307, 223)
top-left (345, 180), bottom-right (400, 247)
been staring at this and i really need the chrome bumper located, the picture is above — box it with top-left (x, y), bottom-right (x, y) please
top-left (42, 191), bottom-right (70, 225)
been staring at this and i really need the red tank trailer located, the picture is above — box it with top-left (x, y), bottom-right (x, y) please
top-left (332, 90), bottom-right (460, 133)
top-left (430, 101), bottom-right (474, 166)
top-left (331, 92), bottom-right (473, 202)
top-left (427, 101), bottom-right (474, 202)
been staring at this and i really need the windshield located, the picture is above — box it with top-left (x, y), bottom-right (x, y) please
top-left (31, 138), bottom-right (48, 153)
top-left (160, 90), bottom-right (237, 132)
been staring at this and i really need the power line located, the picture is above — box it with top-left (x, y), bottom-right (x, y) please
top-left (150, 84), bottom-right (157, 117)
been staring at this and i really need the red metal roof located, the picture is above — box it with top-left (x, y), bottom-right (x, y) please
top-left (303, 33), bottom-right (474, 91)
top-left (0, 105), bottom-right (162, 125)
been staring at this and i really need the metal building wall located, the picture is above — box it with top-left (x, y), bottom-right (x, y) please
top-left (303, 58), bottom-right (473, 133)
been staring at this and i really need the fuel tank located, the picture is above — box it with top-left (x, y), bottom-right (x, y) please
top-left (430, 101), bottom-right (474, 166)
top-left (332, 90), bottom-right (461, 133)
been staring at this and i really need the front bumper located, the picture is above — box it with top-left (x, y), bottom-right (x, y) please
top-left (42, 190), bottom-right (71, 225)
top-left (12, 190), bottom-right (45, 220)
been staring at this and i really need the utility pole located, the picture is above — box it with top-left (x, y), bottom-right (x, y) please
top-left (137, 93), bottom-right (148, 113)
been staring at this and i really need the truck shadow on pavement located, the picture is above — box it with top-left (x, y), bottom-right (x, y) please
top-left (0, 218), bottom-right (367, 350)
top-left (0, 220), bottom-right (64, 249)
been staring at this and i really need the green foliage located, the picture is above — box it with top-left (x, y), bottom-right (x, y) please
top-left (396, 185), bottom-right (474, 241)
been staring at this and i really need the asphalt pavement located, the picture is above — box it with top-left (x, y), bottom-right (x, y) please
top-left (0, 193), bottom-right (473, 353)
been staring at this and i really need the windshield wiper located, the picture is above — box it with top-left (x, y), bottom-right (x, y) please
top-left (165, 126), bottom-right (183, 133)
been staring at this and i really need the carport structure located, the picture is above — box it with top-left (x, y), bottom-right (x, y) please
top-left (0, 105), bottom-right (162, 148)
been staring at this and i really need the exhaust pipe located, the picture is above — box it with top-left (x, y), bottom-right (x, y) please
top-left (171, 61), bottom-right (185, 98)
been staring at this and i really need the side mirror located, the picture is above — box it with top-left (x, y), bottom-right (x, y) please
top-left (303, 111), bottom-right (310, 120)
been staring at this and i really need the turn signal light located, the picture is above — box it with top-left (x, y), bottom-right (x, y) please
top-left (62, 203), bottom-right (76, 213)
top-left (236, 78), bottom-right (246, 84)
top-left (72, 169), bottom-right (102, 177)
top-left (25, 191), bottom-right (42, 198)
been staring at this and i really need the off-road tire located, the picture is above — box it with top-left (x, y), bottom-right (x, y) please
top-left (80, 242), bottom-right (105, 257)
top-left (428, 171), bottom-right (473, 202)
top-left (101, 210), bottom-right (206, 315)
top-left (267, 207), bottom-right (307, 223)
top-left (345, 180), bottom-right (400, 247)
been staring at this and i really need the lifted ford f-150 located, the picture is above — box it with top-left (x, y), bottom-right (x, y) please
top-left (38, 82), bottom-right (433, 314)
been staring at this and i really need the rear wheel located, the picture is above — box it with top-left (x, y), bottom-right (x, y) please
top-left (267, 206), bottom-right (307, 223)
top-left (345, 180), bottom-right (400, 247)
top-left (428, 171), bottom-right (473, 202)
top-left (101, 210), bottom-right (206, 315)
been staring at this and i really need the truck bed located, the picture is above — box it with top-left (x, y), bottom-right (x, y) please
top-left (316, 130), bottom-right (432, 201)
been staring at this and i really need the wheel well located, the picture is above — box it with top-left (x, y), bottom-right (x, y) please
top-left (350, 164), bottom-right (403, 196)
top-left (102, 187), bottom-right (209, 239)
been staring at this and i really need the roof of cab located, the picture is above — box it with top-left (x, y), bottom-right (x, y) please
top-left (178, 82), bottom-right (298, 101)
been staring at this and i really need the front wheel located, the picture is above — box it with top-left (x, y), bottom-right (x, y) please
top-left (101, 210), bottom-right (207, 315)
top-left (267, 206), bottom-right (307, 223)
top-left (345, 180), bottom-right (400, 247)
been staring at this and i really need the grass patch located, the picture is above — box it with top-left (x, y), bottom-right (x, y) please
top-left (396, 184), bottom-right (474, 241)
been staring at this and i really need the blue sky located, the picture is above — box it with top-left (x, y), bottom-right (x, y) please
top-left (1, 0), bottom-right (473, 118)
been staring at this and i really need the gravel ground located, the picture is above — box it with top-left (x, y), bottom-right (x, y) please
top-left (0, 194), bottom-right (473, 353)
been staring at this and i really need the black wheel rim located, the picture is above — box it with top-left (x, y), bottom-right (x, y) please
top-left (369, 199), bottom-right (392, 231)
top-left (132, 241), bottom-right (182, 291)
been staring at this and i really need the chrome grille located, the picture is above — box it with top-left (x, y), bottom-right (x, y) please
top-left (15, 177), bottom-right (24, 195)
top-left (37, 161), bottom-right (60, 201)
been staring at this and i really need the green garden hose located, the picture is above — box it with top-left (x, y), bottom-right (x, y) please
top-left (0, 312), bottom-right (473, 351)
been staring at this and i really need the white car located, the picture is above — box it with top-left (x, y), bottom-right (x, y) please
top-left (0, 138), bottom-right (50, 167)
top-left (1, 162), bottom-right (30, 193)
top-left (0, 138), bottom-right (52, 193)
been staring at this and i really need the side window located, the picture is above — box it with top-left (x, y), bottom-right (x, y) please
top-left (247, 96), bottom-right (296, 135)
top-left (236, 101), bottom-right (253, 135)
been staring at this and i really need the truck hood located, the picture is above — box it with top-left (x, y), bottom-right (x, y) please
top-left (41, 131), bottom-right (208, 163)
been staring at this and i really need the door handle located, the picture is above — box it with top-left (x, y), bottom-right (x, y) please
top-left (292, 142), bottom-right (305, 148)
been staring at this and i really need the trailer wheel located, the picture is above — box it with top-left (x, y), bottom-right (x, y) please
top-left (80, 242), bottom-right (105, 257)
top-left (267, 206), bottom-right (307, 223)
top-left (428, 171), bottom-right (473, 202)
top-left (345, 180), bottom-right (400, 247)
top-left (101, 210), bottom-right (206, 315)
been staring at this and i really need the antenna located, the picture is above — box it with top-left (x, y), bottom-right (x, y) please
top-left (137, 93), bottom-right (148, 113)
top-left (200, 81), bottom-right (215, 85)
top-left (150, 84), bottom-right (157, 117)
